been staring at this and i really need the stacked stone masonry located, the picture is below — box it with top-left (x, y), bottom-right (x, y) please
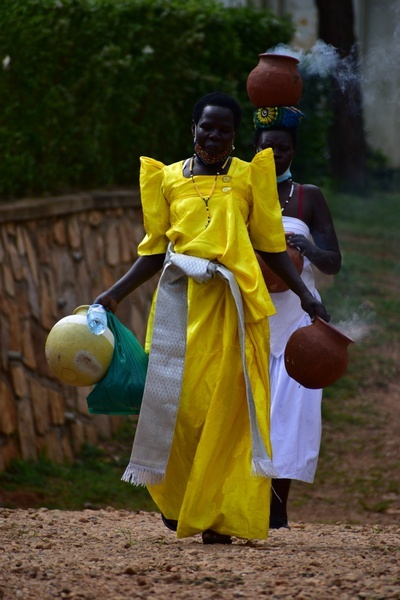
top-left (0, 191), bottom-right (157, 472)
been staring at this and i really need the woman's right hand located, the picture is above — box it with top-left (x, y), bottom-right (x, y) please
top-left (92, 253), bottom-right (166, 315)
top-left (93, 292), bottom-right (118, 314)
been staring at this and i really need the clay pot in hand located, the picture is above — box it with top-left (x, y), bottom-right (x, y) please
top-left (257, 245), bottom-right (304, 293)
top-left (284, 316), bottom-right (355, 389)
top-left (246, 53), bottom-right (303, 108)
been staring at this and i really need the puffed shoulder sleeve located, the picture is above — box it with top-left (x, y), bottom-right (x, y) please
top-left (137, 156), bottom-right (170, 255)
top-left (247, 148), bottom-right (286, 253)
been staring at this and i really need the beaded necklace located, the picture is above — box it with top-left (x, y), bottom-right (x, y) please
top-left (194, 143), bottom-right (232, 166)
top-left (279, 178), bottom-right (294, 213)
top-left (189, 155), bottom-right (230, 228)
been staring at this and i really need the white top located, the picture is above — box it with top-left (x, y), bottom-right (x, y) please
top-left (269, 216), bottom-right (320, 357)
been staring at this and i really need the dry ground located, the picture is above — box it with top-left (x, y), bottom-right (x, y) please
top-left (1, 378), bottom-right (399, 600)
top-left (289, 379), bottom-right (400, 528)
top-left (0, 507), bottom-right (399, 600)
top-left (1, 354), bottom-right (399, 599)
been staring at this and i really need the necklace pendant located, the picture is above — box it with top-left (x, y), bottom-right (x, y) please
top-left (190, 155), bottom-right (225, 229)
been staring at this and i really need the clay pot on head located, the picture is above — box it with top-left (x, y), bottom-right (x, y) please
top-left (284, 316), bottom-right (355, 389)
top-left (247, 53), bottom-right (303, 108)
top-left (257, 245), bottom-right (304, 293)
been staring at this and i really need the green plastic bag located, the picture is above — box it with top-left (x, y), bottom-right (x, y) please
top-left (86, 312), bottom-right (148, 415)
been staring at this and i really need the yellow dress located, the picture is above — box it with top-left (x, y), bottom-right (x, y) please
top-left (137, 149), bottom-right (285, 540)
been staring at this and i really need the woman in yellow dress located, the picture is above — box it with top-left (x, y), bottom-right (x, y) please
top-left (94, 92), bottom-right (329, 544)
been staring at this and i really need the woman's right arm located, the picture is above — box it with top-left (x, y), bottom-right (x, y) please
top-left (94, 253), bottom-right (165, 313)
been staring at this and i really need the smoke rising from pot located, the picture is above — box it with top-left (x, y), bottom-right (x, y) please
top-left (269, 1), bottom-right (399, 116)
top-left (333, 302), bottom-right (377, 344)
top-left (268, 41), bottom-right (361, 97)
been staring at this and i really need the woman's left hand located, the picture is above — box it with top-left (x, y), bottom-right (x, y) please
top-left (286, 233), bottom-right (313, 258)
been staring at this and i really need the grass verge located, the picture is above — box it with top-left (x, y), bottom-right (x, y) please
top-left (0, 422), bottom-right (157, 512)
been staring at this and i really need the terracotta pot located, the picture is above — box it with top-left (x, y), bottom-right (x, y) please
top-left (284, 316), bottom-right (355, 389)
top-left (257, 245), bottom-right (304, 293)
top-left (246, 53), bottom-right (303, 108)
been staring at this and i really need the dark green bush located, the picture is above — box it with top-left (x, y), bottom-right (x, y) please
top-left (0, 0), bottom-right (295, 198)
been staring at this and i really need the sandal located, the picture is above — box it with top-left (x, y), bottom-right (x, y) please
top-left (161, 514), bottom-right (178, 532)
top-left (202, 530), bottom-right (232, 545)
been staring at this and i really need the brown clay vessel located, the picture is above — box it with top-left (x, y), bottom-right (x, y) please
top-left (284, 316), bottom-right (355, 389)
top-left (246, 53), bottom-right (303, 108)
top-left (257, 245), bottom-right (303, 293)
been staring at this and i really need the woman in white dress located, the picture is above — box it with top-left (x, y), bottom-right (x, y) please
top-left (253, 108), bottom-right (342, 528)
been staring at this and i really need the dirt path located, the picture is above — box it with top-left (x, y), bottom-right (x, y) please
top-left (1, 353), bottom-right (399, 599)
top-left (1, 507), bottom-right (399, 599)
top-left (287, 379), bottom-right (400, 528)
top-left (1, 383), bottom-right (399, 599)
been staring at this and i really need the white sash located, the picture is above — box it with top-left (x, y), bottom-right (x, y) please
top-left (122, 245), bottom-right (277, 486)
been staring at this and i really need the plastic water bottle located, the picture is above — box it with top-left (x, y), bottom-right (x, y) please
top-left (86, 304), bottom-right (107, 335)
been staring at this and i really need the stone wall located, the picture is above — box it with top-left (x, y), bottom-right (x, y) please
top-left (0, 191), bottom-right (158, 472)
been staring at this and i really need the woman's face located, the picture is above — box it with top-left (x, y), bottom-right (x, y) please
top-left (192, 105), bottom-right (236, 158)
top-left (255, 130), bottom-right (295, 176)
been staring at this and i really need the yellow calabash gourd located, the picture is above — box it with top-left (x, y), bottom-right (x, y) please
top-left (45, 305), bottom-right (114, 387)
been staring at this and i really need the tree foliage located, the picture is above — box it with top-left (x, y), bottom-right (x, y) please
top-left (0, 0), bottom-right (294, 198)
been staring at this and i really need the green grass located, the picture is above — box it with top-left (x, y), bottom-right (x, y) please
top-left (321, 190), bottom-right (400, 398)
top-left (1, 190), bottom-right (399, 517)
top-left (0, 424), bottom-right (157, 512)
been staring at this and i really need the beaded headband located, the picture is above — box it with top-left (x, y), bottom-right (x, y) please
top-left (253, 106), bottom-right (304, 130)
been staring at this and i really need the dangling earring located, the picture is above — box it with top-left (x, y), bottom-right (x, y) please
top-left (232, 142), bottom-right (235, 150)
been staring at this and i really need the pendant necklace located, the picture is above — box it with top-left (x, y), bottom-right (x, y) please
top-left (190, 155), bottom-right (229, 228)
top-left (280, 178), bottom-right (294, 213)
